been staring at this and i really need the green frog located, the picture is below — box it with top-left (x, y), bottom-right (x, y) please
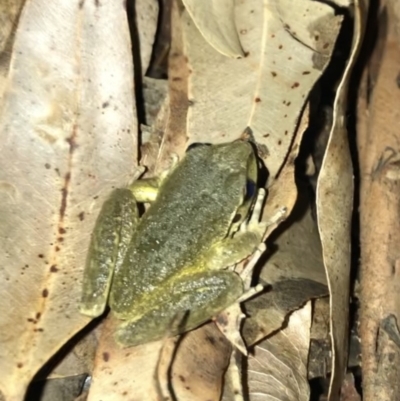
top-left (80, 141), bottom-right (269, 347)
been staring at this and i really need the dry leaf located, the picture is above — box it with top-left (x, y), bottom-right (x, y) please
top-left (181, 0), bottom-right (244, 58)
top-left (183, 0), bottom-right (342, 178)
top-left (357, 0), bottom-right (400, 399)
top-left (244, 188), bottom-right (328, 345)
top-left (247, 301), bottom-right (312, 401)
top-left (0, 1), bottom-right (138, 399)
top-left (171, 324), bottom-right (232, 401)
top-left (315, 0), bottom-right (368, 399)
top-left (135, 0), bottom-right (159, 74)
top-left (86, 317), bottom-right (163, 401)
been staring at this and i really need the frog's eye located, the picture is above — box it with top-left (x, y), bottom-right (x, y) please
top-left (186, 142), bottom-right (212, 152)
top-left (245, 179), bottom-right (256, 200)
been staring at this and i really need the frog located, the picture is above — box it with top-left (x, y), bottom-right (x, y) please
top-left (80, 140), bottom-right (270, 347)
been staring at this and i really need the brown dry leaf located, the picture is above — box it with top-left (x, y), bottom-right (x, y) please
top-left (0, 1), bottom-right (139, 400)
top-left (244, 188), bottom-right (328, 345)
top-left (315, 0), bottom-right (368, 399)
top-left (181, 0), bottom-right (244, 58)
top-left (171, 324), bottom-right (232, 400)
top-left (86, 317), bottom-right (163, 401)
top-left (135, 0), bottom-right (159, 74)
top-left (148, 0), bottom-right (189, 172)
top-left (357, 0), bottom-right (400, 399)
top-left (247, 301), bottom-right (312, 401)
top-left (183, 0), bottom-right (342, 178)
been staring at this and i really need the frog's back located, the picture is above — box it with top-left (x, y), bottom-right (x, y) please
top-left (112, 143), bottom-right (250, 313)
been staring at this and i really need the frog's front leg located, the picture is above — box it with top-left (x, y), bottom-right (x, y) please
top-left (129, 155), bottom-right (179, 202)
top-left (114, 270), bottom-right (244, 347)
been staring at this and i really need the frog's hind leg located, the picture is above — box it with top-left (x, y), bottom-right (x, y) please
top-left (113, 270), bottom-right (244, 347)
top-left (80, 189), bottom-right (139, 317)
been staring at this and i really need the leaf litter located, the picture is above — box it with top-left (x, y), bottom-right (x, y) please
top-left (0, 0), bottom-right (379, 400)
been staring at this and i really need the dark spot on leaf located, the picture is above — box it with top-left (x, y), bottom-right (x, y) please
top-left (78, 0), bottom-right (84, 8)
top-left (103, 352), bottom-right (110, 362)
top-left (102, 101), bottom-right (109, 108)
top-left (279, 45), bottom-right (283, 49)
top-left (291, 82), bottom-right (299, 88)
top-left (66, 135), bottom-right (78, 152)
top-left (323, 43), bottom-right (329, 49)
top-left (38, 254), bottom-right (44, 258)
top-left (205, 335), bottom-right (216, 345)
top-left (255, 97), bottom-right (261, 103)
top-left (271, 71), bottom-right (277, 77)
top-left (172, 77), bottom-right (181, 81)
top-left (244, 51), bottom-right (250, 57)
top-left (315, 35), bottom-right (319, 41)
top-left (42, 289), bottom-right (49, 298)
top-left (302, 71), bottom-right (310, 75)
top-left (396, 72), bottom-right (400, 88)
top-left (78, 212), bottom-right (85, 221)
top-left (44, 163), bottom-right (51, 169)
top-left (240, 29), bottom-right (247, 34)
top-left (50, 265), bottom-right (59, 273)
top-left (59, 227), bottom-right (66, 234)
top-left (179, 375), bottom-right (185, 382)
top-left (17, 363), bottom-right (23, 368)
top-left (58, 237), bottom-right (64, 242)
top-left (36, 312), bottom-right (41, 320)
top-left (215, 314), bottom-right (228, 326)
top-left (55, 246), bottom-right (60, 252)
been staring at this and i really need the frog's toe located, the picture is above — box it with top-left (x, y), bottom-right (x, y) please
top-left (251, 188), bottom-right (266, 220)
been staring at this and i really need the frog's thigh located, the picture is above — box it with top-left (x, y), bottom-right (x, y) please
top-left (114, 270), bottom-right (243, 347)
top-left (80, 188), bottom-right (139, 317)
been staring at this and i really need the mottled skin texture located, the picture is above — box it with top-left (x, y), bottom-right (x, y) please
top-left (80, 141), bottom-right (266, 347)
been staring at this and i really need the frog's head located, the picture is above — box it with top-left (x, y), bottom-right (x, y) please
top-left (206, 140), bottom-right (259, 235)
top-left (222, 141), bottom-right (259, 233)
top-left (185, 141), bottom-right (260, 235)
